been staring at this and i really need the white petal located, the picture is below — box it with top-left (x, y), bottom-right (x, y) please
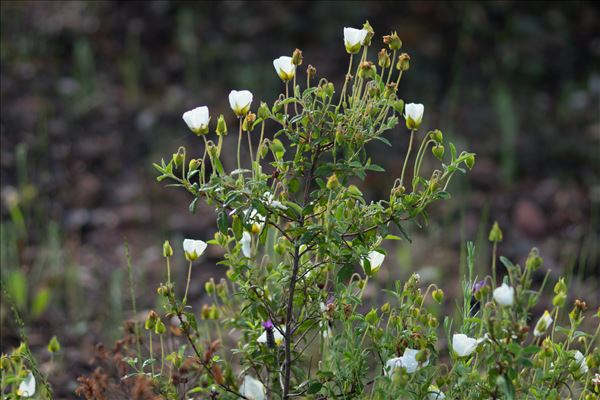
top-left (493, 283), bottom-right (514, 306)
top-left (405, 103), bottom-right (424, 123)
top-left (240, 375), bottom-right (266, 400)
top-left (183, 239), bottom-right (207, 260)
top-left (182, 106), bottom-right (209, 131)
top-left (241, 232), bottom-right (252, 258)
top-left (273, 56), bottom-right (295, 76)
top-left (574, 351), bottom-right (589, 374)
top-left (400, 348), bottom-right (428, 373)
top-left (386, 348), bottom-right (429, 375)
top-left (17, 371), bottom-right (36, 397)
top-left (452, 334), bottom-right (479, 357)
top-left (368, 251), bottom-right (385, 272)
top-left (343, 27), bottom-right (368, 46)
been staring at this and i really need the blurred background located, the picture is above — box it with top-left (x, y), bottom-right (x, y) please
top-left (1, 1), bottom-right (598, 397)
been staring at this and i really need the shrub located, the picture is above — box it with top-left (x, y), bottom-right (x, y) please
top-left (74, 22), bottom-right (598, 400)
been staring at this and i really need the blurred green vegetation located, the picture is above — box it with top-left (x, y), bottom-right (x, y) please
top-left (1, 1), bottom-right (598, 397)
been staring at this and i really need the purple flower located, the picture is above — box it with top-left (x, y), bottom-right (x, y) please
top-left (262, 320), bottom-right (274, 330)
top-left (473, 280), bottom-right (486, 293)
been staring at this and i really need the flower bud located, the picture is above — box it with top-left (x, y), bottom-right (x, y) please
top-left (378, 49), bottom-right (391, 68)
top-left (157, 284), bottom-right (169, 297)
top-left (257, 102), bottom-right (270, 120)
top-left (432, 145), bottom-right (445, 160)
top-left (365, 309), bottom-right (378, 325)
top-left (163, 240), bottom-right (173, 258)
top-left (553, 292), bottom-right (567, 307)
top-left (362, 21), bottom-right (375, 46)
top-left (205, 278), bottom-right (215, 296)
top-left (242, 112), bottom-right (257, 132)
top-left (216, 114), bottom-right (228, 136)
top-left (155, 319), bottom-right (166, 335)
top-left (324, 82), bottom-right (335, 97)
top-left (358, 61), bottom-right (376, 80)
top-left (392, 99), bottom-right (404, 114)
top-left (554, 278), bottom-right (567, 295)
top-left (465, 154), bottom-right (476, 169)
top-left (488, 221), bottom-right (503, 243)
top-left (428, 315), bottom-right (438, 328)
top-left (368, 84), bottom-right (381, 98)
top-left (217, 278), bottom-right (228, 299)
top-left (384, 82), bottom-right (397, 98)
top-left (172, 147), bottom-right (185, 169)
top-left (381, 302), bottom-right (391, 313)
top-left (269, 139), bottom-right (285, 160)
top-left (396, 53), bottom-right (410, 71)
top-left (526, 248), bottom-right (543, 271)
top-left (307, 64), bottom-right (316, 80)
top-left (430, 129), bottom-right (443, 143)
top-left (432, 289), bottom-right (444, 304)
top-left (292, 48), bottom-right (303, 66)
top-left (201, 304), bottom-right (211, 320)
top-left (415, 349), bottom-right (428, 363)
top-left (145, 310), bottom-right (159, 330)
top-left (326, 174), bottom-right (340, 190)
top-left (47, 336), bottom-right (61, 353)
top-left (383, 31), bottom-right (402, 51)
top-left (188, 158), bottom-right (200, 172)
top-left (209, 305), bottom-right (219, 320)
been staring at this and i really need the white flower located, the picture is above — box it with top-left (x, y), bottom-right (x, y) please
top-left (244, 208), bottom-right (265, 234)
top-left (493, 283), bottom-right (514, 306)
top-left (360, 250), bottom-right (385, 274)
top-left (385, 348), bottom-right (429, 375)
top-left (263, 192), bottom-right (287, 210)
top-left (257, 326), bottom-right (285, 347)
top-left (343, 27), bottom-right (368, 54)
top-left (183, 239), bottom-right (207, 262)
top-left (573, 350), bottom-right (589, 374)
top-left (273, 56), bottom-right (296, 81)
top-left (17, 371), bottom-right (35, 397)
top-left (240, 231), bottom-right (252, 258)
top-left (239, 375), bottom-right (266, 400)
top-left (182, 106), bottom-right (210, 135)
top-left (533, 310), bottom-right (553, 337)
top-left (229, 90), bottom-right (253, 117)
top-left (404, 103), bottom-right (425, 130)
top-left (427, 385), bottom-right (446, 400)
top-left (452, 334), bottom-right (485, 357)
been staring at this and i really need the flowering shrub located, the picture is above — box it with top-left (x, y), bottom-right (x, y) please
top-left (73, 22), bottom-right (598, 400)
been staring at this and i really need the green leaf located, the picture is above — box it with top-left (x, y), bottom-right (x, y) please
top-left (217, 211), bottom-right (228, 234)
top-left (7, 270), bottom-right (27, 311)
top-left (496, 375), bottom-right (515, 400)
top-left (365, 164), bottom-right (385, 172)
top-left (189, 197), bottom-right (198, 214)
top-left (384, 234), bottom-right (403, 241)
top-left (31, 287), bottom-right (51, 319)
top-left (307, 381), bottom-right (322, 394)
top-left (499, 256), bottom-right (514, 270)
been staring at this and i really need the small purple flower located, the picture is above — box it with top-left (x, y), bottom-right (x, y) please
top-left (473, 280), bottom-right (486, 293)
top-left (262, 320), bottom-right (274, 330)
